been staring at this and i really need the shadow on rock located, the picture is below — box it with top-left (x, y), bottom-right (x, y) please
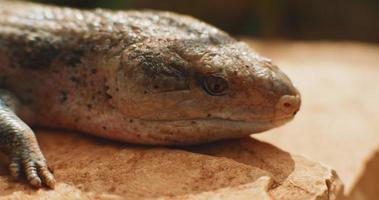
top-left (183, 136), bottom-right (295, 184)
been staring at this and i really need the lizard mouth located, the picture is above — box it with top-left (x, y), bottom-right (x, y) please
top-left (140, 116), bottom-right (294, 132)
top-left (143, 116), bottom-right (293, 125)
top-left (104, 117), bottom-right (293, 145)
top-left (117, 116), bottom-right (295, 145)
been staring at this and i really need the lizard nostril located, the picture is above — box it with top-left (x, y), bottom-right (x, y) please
top-left (283, 102), bottom-right (292, 108)
top-left (276, 95), bottom-right (301, 115)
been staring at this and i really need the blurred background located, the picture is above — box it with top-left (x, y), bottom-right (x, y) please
top-left (29, 0), bottom-right (379, 43)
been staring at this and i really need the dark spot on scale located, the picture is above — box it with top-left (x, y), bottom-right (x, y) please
top-left (59, 91), bottom-right (68, 103)
top-left (207, 114), bottom-right (212, 117)
top-left (144, 91), bottom-right (148, 94)
top-left (106, 93), bottom-right (113, 99)
top-left (209, 36), bottom-right (222, 45)
top-left (153, 85), bottom-right (159, 89)
top-left (86, 104), bottom-right (93, 110)
top-left (70, 76), bottom-right (81, 84)
top-left (129, 119), bottom-right (134, 123)
top-left (191, 121), bottom-right (196, 125)
top-left (102, 126), bottom-right (107, 130)
top-left (91, 69), bottom-right (97, 74)
top-left (62, 50), bottom-right (84, 67)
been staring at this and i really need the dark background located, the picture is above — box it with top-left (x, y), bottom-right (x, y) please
top-left (29, 0), bottom-right (379, 43)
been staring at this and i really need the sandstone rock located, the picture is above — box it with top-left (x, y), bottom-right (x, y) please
top-left (0, 131), bottom-right (342, 199)
top-left (246, 40), bottom-right (379, 200)
top-left (347, 150), bottom-right (379, 200)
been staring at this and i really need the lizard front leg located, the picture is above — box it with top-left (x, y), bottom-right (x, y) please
top-left (0, 89), bottom-right (55, 188)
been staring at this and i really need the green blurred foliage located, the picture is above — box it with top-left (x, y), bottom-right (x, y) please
top-left (28, 0), bottom-right (379, 42)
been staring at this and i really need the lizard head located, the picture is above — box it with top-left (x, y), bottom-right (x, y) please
top-left (107, 14), bottom-right (300, 144)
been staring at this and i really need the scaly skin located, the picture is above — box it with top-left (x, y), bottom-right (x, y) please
top-left (0, 0), bottom-right (301, 188)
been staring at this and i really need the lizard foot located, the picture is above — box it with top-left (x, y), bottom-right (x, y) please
top-left (9, 151), bottom-right (55, 188)
top-left (0, 89), bottom-right (55, 188)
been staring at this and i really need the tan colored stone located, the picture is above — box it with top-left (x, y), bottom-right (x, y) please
top-left (191, 139), bottom-right (344, 200)
top-left (246, 40), bottom-right (379, 200)
top-left (0, 131), bottom-right (342, 199)
top-left (167, 177), bottom-right (273, 200)
top-left (347, 150), bottom-right (379, 200)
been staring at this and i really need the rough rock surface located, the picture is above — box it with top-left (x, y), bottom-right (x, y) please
top-left (248, 40), bottom-right (379, 200)
top-left (0, 131), bottom-right (342, 200)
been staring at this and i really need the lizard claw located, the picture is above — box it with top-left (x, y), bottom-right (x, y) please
top-left (9, 153), bottom-right (55, 188)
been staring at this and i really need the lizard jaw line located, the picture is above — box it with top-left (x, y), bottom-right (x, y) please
top-left (139, 116), bottom-right (294, 124)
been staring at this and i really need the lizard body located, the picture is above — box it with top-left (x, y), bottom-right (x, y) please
top-left (0, 0), bottom-right (300, 188)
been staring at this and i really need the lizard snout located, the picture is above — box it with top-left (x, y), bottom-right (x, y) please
top-left (275, 94), bottom-right (301, 116)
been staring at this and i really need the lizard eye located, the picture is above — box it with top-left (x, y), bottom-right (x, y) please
top-left (203, 75), bottom-right (229, 96)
